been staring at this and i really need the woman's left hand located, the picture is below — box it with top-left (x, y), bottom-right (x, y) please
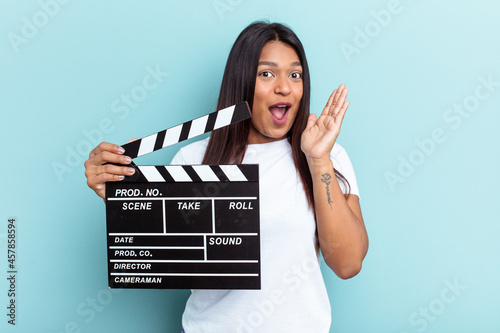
top-left (301, 83), bottom-right (350, 163)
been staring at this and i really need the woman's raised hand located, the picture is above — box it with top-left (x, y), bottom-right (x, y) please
top-left (84, 141), bottom-right (136, 199)
top-left (301, 84), bottom-right (350, 164)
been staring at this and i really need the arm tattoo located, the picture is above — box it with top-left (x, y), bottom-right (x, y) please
top-left (321, 173), bottom-right (333, 208)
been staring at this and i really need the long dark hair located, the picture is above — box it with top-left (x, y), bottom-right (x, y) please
top-left (203, 21), bottom-right (350, 208)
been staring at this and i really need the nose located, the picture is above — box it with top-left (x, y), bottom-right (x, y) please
top-left (274, 76), bottom-right (291, 96)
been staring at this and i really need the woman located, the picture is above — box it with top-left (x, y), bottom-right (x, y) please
top-left (85, 22), bottom-right (368, 332)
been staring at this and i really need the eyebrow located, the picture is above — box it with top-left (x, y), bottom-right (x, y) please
top-left (258, 61), bottom-right (302, 67)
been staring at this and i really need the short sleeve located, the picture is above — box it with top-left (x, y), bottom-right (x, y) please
top-left (170, 148), bottom-right (188, 165)
top-left (330, 143), bottom-right (360, 197)
top-left (169, 138), bottom-right (209, 166)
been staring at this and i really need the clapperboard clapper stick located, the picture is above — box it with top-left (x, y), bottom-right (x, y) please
top-left (105, 101), bottom-right (261, 289)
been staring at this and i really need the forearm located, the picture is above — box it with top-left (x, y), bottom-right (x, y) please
top-left (308, 158), bottom-right (368, 279)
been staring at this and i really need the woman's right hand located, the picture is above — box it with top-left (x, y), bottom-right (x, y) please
top-left (84, 141), bottom-right (136, 199)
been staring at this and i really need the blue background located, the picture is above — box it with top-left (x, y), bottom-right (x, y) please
top-left (1, 0), bottom-right (499, 332)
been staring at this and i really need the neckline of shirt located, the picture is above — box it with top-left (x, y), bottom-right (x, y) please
top-left (246, 138), bottom-right (290, 151)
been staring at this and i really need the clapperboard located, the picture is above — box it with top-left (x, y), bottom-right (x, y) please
top-left (105, 102), bottom-right (261, 289)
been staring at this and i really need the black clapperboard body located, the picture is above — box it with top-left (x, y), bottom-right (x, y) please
top-left (106, 102), bottom-right (261, 289)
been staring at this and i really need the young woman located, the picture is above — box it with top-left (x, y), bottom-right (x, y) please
top-left (85, 22), bottom-right (368, 332)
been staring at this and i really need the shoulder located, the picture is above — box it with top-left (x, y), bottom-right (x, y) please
top-left (330, 142), bottom-right (360, 197)
top-left (170, 137), bottom-right (209, 165)
top-left (330, 142), bottom-right (350, 166)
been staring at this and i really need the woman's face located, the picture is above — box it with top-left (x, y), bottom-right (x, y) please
top-left (248, 41), bottom-right (303, 144)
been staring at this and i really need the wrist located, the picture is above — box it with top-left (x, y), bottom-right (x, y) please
top-left (306, 156), bottom-right (333, 173)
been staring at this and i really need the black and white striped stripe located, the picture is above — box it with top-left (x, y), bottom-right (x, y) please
top-left (122, 102), bottom-right (250, 159)
top-left (127, 164), bottom-right (258, 183)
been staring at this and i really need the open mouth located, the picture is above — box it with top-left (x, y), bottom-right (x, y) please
top-left (268, 102), bottom-right (291, 126)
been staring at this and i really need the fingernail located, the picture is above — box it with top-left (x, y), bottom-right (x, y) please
top-left (123, 156), bottom-right (132, 164)
top-left (117, 147), bottom-right (125, 154)
top-left (127, 168), bottom-right (135, 174)
top-left (117, 175), bottom-right (125, 180)
top-left (97, 184), bottom-right (103, 189)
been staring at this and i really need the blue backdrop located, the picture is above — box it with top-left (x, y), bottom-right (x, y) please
top-left (1, 0), bottom-right (499, 332)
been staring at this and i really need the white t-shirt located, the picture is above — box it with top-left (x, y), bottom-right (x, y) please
top-left (170, 137), bottom-right (359, 333)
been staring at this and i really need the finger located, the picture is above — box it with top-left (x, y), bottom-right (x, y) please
top-left (96, 163), bottom-right (136, 178)
top-left (90, 183), bottom-right (106, 199)
top-left (87, 172), bottom-right (126, 197)
top-left (91, 172), bottom-right (126, 186)
top-left (305, 113), bottom-right (318, 131)
top-left (87, 165), bottom-right (135, 188)
top-left (328, 84), bottom-right (345, 115)
top-left (331, 83), bottom-right (344, 101)
top-left (334, 100), bottom-right (350, 126)
top-left (91, 150), bottom-right (133, 167)
top-left (126, 138), bottom-right (138, 144)
top-left (328, 88), bottom-right (342, 115)
top-left (322, 90), bottom-right (337, 116)
top-left (331, 90), bottom-right (348, 117)
top-left (331, 85), bottom-right (348, 115)
top-left (86, 164), bottom-right (136, 198)
top-left (89, 142), bottom-right (125, 159)
top-left (85, 162), bottom-right (134, 191)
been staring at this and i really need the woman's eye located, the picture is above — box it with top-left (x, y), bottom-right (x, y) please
top-left (259, 71), bottom-right (273, 78)
top-left (291, 72), bottom-right (302, 79)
